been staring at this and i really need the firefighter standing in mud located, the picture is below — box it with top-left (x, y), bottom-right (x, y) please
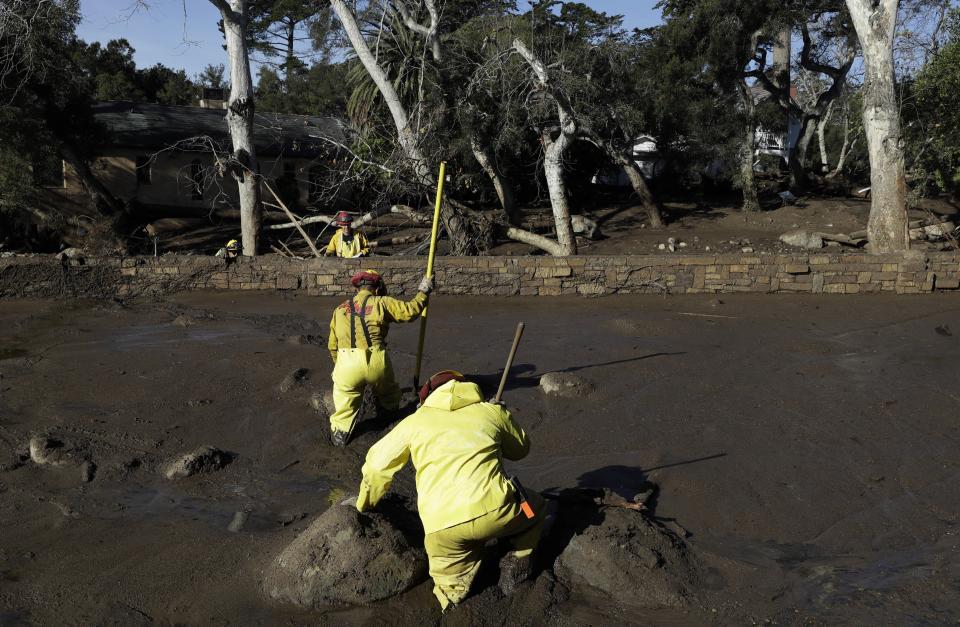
top-left (355, 371), bottom-right (545, 611)
top-left (327, 269), bottom-right (432, 446)
top-left (324, 211), bottom-right (370, 258)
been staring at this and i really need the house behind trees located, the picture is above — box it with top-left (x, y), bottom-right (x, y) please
top-left (36, 100), bottom-right (348, 221)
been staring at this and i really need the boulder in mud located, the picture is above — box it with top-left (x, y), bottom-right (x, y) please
top-left (278, 368), bottom-right (310, 394)
top-left (163, 445), bottom-right (233, 480)
top-left (285, 334), bottom-right (323, 346)
top-left (263, 502), bottom-right (427, 608)
top-left (172, 314), bottom-right (195, 327)
top-left (540, 372), bottom-right (594, 398)
top-left (554, 508), bottom-right (699, 609)
top-left (309, 389), bottom-right (334, 415)
top-left (29, 436), bottom-right (72, 467)
top-left (779, 229), bottom-right (824, 250)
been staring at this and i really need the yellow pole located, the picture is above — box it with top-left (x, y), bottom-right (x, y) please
top-left (413, 162), bottom-right (446, 390)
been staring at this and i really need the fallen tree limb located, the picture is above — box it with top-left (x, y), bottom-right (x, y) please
top-left (368, 235), bottom-right (421, 249)
top-left (262, 181), bottom-right (322, 259)
top-left (505, 227), bottom-right (566, 256)
top-left (352, 205), bottom-right (432, 229)
top-left (263, 214), bottom-right (334, 231)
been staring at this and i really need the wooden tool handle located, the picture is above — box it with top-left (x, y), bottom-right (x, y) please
top-left (495, 322), bottom-right (525, 403)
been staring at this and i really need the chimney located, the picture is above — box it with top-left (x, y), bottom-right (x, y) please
top-left (199, 87), bottom-right (228, 110)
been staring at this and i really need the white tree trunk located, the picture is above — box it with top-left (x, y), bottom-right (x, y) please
top-left (817, 102), bottom-right (833, 172)
top-left (330, 0), bottom-right (430, 184)
top-left (470, 137), bottom-right (515, 218)
top-left (846, 0), bottom-right (908, 253)
top-left (542, 126), bottom-right (577, 255)
top-left (216, 0), bottom-right (262, 256)
top-left (513, 38), bottom-right (577, 255)
top-left (828, 116), bottom-right (855, 179)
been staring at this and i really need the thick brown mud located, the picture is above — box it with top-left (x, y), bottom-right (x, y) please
top-left (1, 292), bottom-right (959, 625)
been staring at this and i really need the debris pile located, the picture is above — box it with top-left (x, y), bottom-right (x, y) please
top-left (553, 506), bottom-right (701, 609)
top-left (263, 502), bottom-right (427, 609)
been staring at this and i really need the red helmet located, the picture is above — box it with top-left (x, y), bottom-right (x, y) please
top-left (335, 211), bottom-right (352, 226)
top-left (351, 269), bottom-right (383, 289)
top-left (418, 370), bottom-right (466, 405)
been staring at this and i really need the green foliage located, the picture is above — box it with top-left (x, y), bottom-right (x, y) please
top-left (906, 10), bottom-right (960, 197)
top-left (255, 62), bottom-right (347, 115)
top-left (196, 63), bottom-right (228, 89)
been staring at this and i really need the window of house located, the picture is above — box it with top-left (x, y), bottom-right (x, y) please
top-left (135, 155), bottom-right (152, 184)
top-left (190, 160), bottom-right (204, 200)
top-left (33, 154), bottom-right (64, 188)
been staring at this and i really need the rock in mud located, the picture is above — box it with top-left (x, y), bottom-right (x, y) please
top-left (539, 372), bottom-right (594, 398)
top-left (309, 389), bottom-right (335, 415)
top-left (263, 502), bottom-right (427, 608)
top-left (278, 368), bottom-right (310, 394)
top-left (29, 436), bottom-right (71, 466)
top-left (779, 229), bottom-right (824, 250)
top-left (554, 508), bottom-right (699, 609)
top-left (227, 511), bottom-right (249, 533)
top-left (79, 460), bottom-right (97, 483)
top-left (163, 445), bottom-right (233, 480)
top-left (285, 334), bottom-right (323, 346)
top-left (172, 314), bottom-right (195, 327)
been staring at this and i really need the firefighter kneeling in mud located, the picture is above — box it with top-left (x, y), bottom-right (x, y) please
top-left (327, 269), bottom-right (432, 446)
top-left (355, 371), bottom-right (545, 611)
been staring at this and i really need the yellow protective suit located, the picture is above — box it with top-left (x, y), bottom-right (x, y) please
top-left (325, 229), bottom-right (370, 258)
top-left (356, 380), bottom-right (544, 609)
top-left (327, 288), bottom-right (426, 434)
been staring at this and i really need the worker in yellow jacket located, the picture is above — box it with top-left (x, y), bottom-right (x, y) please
top-left (356, 371), bottom-right (545, 610)
top-left (327, 269), bottom-right (432, 446)
top-left (324, 211), bottom-right (370, 258)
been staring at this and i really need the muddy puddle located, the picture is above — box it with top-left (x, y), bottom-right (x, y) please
top-left (1, 292), bottom-right (959, 625)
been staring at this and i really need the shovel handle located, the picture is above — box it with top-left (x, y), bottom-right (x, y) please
top-left (495, 322), bottom-right (525, 403)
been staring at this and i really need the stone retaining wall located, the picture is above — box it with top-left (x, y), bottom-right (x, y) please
top-left (2, 251), bottom-right (959, 299)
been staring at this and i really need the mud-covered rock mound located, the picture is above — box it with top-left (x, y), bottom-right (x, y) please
top-left (263, 502), bottom-right (428, 609)
top-left (554, 507), bottom-right (700, 609)
top-left (539, 372), bottom-right (594, 398)
top-left (162, 445), bottom-right (233, 479)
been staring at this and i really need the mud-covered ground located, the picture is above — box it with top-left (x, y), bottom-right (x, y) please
top-left (1, 291), bottom-right (959, 626)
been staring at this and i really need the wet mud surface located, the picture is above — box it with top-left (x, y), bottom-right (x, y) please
top-left (1, 292), bottom-right (959, 625)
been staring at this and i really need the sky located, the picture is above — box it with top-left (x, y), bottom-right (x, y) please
top-left (76, 1), bottom-right (664, 77)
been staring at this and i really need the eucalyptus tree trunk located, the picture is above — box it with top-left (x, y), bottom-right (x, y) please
top-left (817, 102), bottom-right (834, 172)
top-left (471, 138), bottom-right (515, 220)
top-left (846, 0), bottom-right (908, 253)
top-left (736, 81), bottom-right (760, 212)
top-left (584, 131), bottom-right (664, 228)
top-left (772, 27), bottom-right (792, 92)
top-left (514, 38), bottom-right (577, 255)
top-left (789, 119), bottom-right (818, 191)
top-left (541, 124), bottom-right (577, 255)
top-left (329, 0), bottom-right (430, 184)
top-left (214, 0), bottom-right (261, 256)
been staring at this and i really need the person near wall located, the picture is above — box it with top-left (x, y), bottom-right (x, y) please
top-left (325, 211), bottom-right (370, 258)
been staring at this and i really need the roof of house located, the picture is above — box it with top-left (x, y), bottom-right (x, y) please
top-left (92, 102), bottom-right (347, 158)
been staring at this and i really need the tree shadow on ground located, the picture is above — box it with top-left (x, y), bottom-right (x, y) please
top-left (468, 352), bottom-right (685, 396)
